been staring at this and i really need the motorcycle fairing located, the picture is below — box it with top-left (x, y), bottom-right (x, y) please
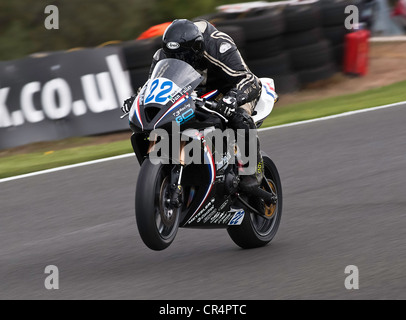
top-left (129, 59), bottom-right (204, 132)
top-left (129, 59), bottom-right (247, 228)
top-left (179, 137), bottom-right (243, 228)
top-left (252, 77), bottom-right (276, 125)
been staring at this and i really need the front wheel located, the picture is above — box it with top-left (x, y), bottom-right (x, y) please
top-left (135, 159), bottom-right (180, 250)
top-left (227, 154), bottom-right (283, 249)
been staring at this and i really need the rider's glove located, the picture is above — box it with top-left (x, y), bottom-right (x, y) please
top-left (228, 90), bottom-right (248, 105)
top-left (217, 95), bottom-right (237, 118)
top-left (122, 86), bottom-right (144, 113)
top-left (122, 95), bottom-right (135, 113)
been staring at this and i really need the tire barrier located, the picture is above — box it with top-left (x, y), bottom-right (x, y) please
top-left (283, 28), bottom-right (323, 49)
top-left (129, 67), bottom-right (151, 91)
top-left (282, 2), bottom-right (336, 87)
top-left (120, 38), bottom-right (161, 91)
top-left (202, 0), bottom-right (373, 93)
top-left (289, 40), bottom-right (334, 70)
top-left (320, 0), bottom-right (351, 27)
top-left (0, 1), bottom-right (376, 149)
top-left (297, 62), bottom-right (337, 85)
top-left (214, 8), bottom-right (286, 41)
top-left (319, 0), bottom-right (355, 69)
top-left (284, 2), bottom-right (322, 33)
top-left (214, 7), bottom-right (299, 94)
top-left (115, 1), bottom-right (374, 94)
top-left (121, 39), bottom-right (159, 69)
top-left (205, 4), bottom-right (329, 93)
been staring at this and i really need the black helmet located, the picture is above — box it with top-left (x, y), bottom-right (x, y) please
top-left (162, 19), bottom-right (205, 69)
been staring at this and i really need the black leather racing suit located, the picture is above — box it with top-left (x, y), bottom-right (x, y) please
top-left (150, 20), bottom-right (263, 180)
top-left (149, 19), bottom-right (262, 115)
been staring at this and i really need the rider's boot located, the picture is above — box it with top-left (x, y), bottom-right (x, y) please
top-left (228, 108), bottom-right (264, 192)
top-left (239, 144), bottom-right (264, 192)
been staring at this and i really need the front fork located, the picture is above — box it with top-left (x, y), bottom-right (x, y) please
top-left (148, 138), bottom-right (185, 209)
top-left (168, 165), bottom-right (184, 208)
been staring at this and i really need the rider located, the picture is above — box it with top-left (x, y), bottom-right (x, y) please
top-left (122, 19), bottom-right (264, 191)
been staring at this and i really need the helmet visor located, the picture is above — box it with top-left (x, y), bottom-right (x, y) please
top-left (165, 49), bottom-right (195, 67)
top-left (163, 37), bottom-right (204, 68)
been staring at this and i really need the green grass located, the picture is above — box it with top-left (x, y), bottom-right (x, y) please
top-left (263, 80), bottom-right (406, 127)
top-left (0, 140), bottom-right (133, 179)
top-left (1, 80), bottom-right (406, 179)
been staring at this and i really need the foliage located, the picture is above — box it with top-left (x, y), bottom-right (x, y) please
top-left (0, 0), bottom-right (261, 61)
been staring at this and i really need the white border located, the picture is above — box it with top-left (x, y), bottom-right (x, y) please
top-left (258, 101), bottom-right (406, 132)
top-left (1, 100), bottom-right (405, 184)
top-left (0, 153), bottom-right (134, 183)
top-left (370, 36), bottom-right (406, 42)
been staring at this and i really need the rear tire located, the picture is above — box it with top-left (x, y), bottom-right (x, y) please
top-left (227, 154), bottom-right (282, 249)
top-left (135, 160), bottom-right (180, 250)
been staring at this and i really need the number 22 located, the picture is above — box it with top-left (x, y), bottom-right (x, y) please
top-left (145, 79), bottom-right (173, 104)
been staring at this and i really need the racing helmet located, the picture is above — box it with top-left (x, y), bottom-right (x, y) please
top-left (162, 19), bottom-right (205, 69)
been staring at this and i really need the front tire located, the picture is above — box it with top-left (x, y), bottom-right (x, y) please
top-left (227, 155), bottom-right (283, 249)
top-left (135, 159), bottom-right (180, 250)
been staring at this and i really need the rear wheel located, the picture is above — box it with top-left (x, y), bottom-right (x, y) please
top-left (227, 155), bottom-right (282, 249)
top-left (135, 160), bottom-right (180, 250)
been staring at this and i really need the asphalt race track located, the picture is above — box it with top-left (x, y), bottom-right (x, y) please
top-left (1, 104), bottom-right (406, 300)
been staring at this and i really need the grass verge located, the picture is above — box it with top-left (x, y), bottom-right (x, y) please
top-left (262, 79), bottom-right (406, 127)
top-left (0, 140), bottom-right (133, 179)
top-left (1, 80), bottom-right (406, 179)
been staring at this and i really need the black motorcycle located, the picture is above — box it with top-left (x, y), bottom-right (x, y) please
top-left (126, 58), bottom-right (282, 250)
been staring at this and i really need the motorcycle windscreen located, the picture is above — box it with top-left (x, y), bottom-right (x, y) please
top-left (130, 59), bottom-right (203, 130)
top-left (148, 58), bottom-right (203, 96)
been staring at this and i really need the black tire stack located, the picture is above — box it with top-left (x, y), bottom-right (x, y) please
top-left (193, 13), bottom-right (248, 57)
top-left (283, 3), bottom-right (337, 87)
top-left (214, 8), bottom-right (299, 94)
top-left (318, 0), bottom-right (355, 69)
top-left (119, 1), bottom-right (371, 95)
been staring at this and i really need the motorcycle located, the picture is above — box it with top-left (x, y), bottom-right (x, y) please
top-left (126, 58), bottom-right (282, 250)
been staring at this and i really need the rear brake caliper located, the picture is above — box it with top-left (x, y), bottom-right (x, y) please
top-left (263, 179), bottom-right (277, 218)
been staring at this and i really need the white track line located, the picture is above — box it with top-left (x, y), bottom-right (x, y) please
top-left (258, 101), bottom-right (406, 132)
top-left (1, 100), bottom-right (405, 184)
top-left (0, 153), bottom-right (134, 183)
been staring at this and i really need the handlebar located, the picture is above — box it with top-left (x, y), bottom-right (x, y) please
top-left (120, 92), bottom-right (226, 122)
top-left (120, 112), bottom-right (129, 119)
top-left (193, 96), bottom-right (227, 122)
top-left (193, 96), bottom-right (218, 110)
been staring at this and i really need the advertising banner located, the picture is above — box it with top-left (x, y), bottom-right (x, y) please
top-left (0, 47), bottom-right (134, 150)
